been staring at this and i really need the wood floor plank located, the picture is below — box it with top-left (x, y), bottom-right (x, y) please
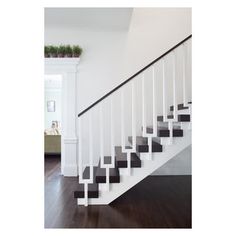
top-left (45, 157), bottom-right (191, 228)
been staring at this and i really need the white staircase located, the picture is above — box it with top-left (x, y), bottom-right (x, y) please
top-left (75, 35), bottom-right (192, 206)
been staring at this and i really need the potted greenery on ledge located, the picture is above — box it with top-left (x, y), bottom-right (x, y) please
top-left (44, 45), bottom-right (83, 58)
top-left (44, 46), bottom-right (50, 58)
top-left (57, 45), bottom-right (66, 57)
top-left (72, 45), bottom-right (83, 57)
top-left (65, 45), bottom-right (73, 57)
top-left (48, 46), bottom-right (58, 57)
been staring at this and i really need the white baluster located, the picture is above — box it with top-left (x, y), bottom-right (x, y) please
top-left (142, 73), bottom-right (152, 160)
top-left (110, 97), bottom-right (115, 168)
top-left (186, 39), bottom-right (192, 107)
top-left (141, 74), bottom-right (146, 137)
top-left (147, 137), bottom-right (152, 161)
top-left (126, 152), bottom-right (131, 176)
top-left (84, 183), bottom-right (88, 207)
top-left (120, 83), bottom-right (136, 176)
top-left (188, 39), bottom-right (192, 115)
top-left (88, 112), bottom-right (93, 183)
top-left (99, 104), bottom-right (104, 167)
top-left (78, 117), bottom-right (83, 182)
top-left (162, 59), bottom-right (166, 121)
top-left (125, 81), bottom-right (137, 175)
top-left (173, 50), bottom-right (177, 121)
top-left (168, 120), bottom-right (173, 145)
top-left (78, 115), bottom-right (93, 206)
top-left (152, 66), bottom-right (157, 136)
top-left (121, 89), bottom-right (125, 152)
top-left (189, 39), bottom-right (192, 103)
top-left (105, 167), bottom-right (110, 191)
top-left (131, 81), bottom-right (136, 151)
top-left (141, 65), bottom-right (160, 160)
top-left (99, 103), bottom-right (109, 191)
top-left (182, 43), bottom-right (187, 106)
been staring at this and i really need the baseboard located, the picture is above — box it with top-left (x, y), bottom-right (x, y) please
top-left (44, 153), bottom-right (61, 158)
top-left (62, 164), bottom-right (78, 176)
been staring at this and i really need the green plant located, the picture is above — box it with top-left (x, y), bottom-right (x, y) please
top-left (72, 45), bottom-right (83, 57)
top-left (48, 45), bottom-right (58, 57)
top-left (44, 46), bottom-right (50, 57)
top-left (65, 45), bottom-right (73, 57)
top-left (44, 44), bottom-right (83, 58)
top-left (57, 45), bottom-right (66, 57)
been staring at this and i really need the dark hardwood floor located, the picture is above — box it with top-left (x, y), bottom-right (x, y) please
top-left (44, 157), bottom-right (191, 228)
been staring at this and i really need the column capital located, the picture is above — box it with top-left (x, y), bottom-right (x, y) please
top-left (45, 58), bottom-right (80, 74)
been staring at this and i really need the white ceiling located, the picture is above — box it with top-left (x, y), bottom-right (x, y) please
top-left (45, 8), bottom-right (133, 30)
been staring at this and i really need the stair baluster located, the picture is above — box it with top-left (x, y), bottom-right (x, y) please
top-left (78, 115), bottom-right (94, 206)
top-left (182, 43), bottom-right (187, 107)
top-left (172, 50), bottom-right (177, 121)
top-left (141, 66), bottom-right (158, 160)
top-left (121, 81), bottom-right (137, 176)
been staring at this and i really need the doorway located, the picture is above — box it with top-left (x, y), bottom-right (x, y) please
top-left (44, 74), bottom-right (62, 169)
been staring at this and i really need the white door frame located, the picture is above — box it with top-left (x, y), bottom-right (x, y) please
top-left (45, 58), bottom-right (80, 176)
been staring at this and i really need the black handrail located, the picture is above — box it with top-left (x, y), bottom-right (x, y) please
top-left (78, 34), bottom-right (192, 117)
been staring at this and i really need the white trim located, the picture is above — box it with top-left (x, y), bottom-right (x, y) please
top-left (45, 58), bottom-right (80, 73)
top-left (45, 58), bottom-right (80, 177)
top-left (63, 164), bottom-right (78, 177)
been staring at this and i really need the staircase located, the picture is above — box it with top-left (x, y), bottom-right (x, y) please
top-left (74, 35), bottom-right (192, 206)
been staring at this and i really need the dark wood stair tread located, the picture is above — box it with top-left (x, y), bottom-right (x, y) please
top-left (95, 162), bottom-right (120, 183)
top-left (178, 114), bottom-right (190, 122)
top-left (128, 136), bottom-right (162, 153)
top-left (146, 126), bottom-right (183, 137)
top-left (115, 146), bottom-right (141, 168)
top-left (74, 167), bottom-right (99, 198)
top-left (170, 103), bottom-right (189, 111)
top-left (157, 115), bottom-right (174, 121)
top-left (100, 156), bottom-right (113, 165)
top-left (157, 114), bottom-right (190, 122)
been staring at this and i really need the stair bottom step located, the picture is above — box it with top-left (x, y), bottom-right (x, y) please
top-left (116, 160), bottom-right (141, 168)
top-left (96, 166), bottom-right (120, 183)
top-left (96, 176), bottom-right (120, 183)
top-left (74, 184), bottom-right (99, 198)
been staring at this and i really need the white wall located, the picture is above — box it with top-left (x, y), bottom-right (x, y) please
top-left (123, 8), bottom-right (191, 80)
top-left (44, 27), bottom-right (128, 113)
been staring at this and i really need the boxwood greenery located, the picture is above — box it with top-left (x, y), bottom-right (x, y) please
top-left (44, 45), bottom-right (83, 58)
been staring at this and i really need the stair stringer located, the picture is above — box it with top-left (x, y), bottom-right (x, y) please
top-left (77, 130), bottom-right (191, 205)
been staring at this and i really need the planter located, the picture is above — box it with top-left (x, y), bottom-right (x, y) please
top-left (45, 45), bottom-right (82, 58)
top-left (50, 53), bottom-right (57, 58)
top-left (58, 54), bottom-right (65, 58)
top-left (73, 54), bottom-right (81, 58)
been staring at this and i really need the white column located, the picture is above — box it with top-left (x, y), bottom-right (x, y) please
top-left (62, 71), bottom-right (78, 176)
top-left (45, 58), bottom-right (80, 176)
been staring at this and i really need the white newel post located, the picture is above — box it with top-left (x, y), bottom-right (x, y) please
top-left (45, 58), bottom-right (80, 176)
